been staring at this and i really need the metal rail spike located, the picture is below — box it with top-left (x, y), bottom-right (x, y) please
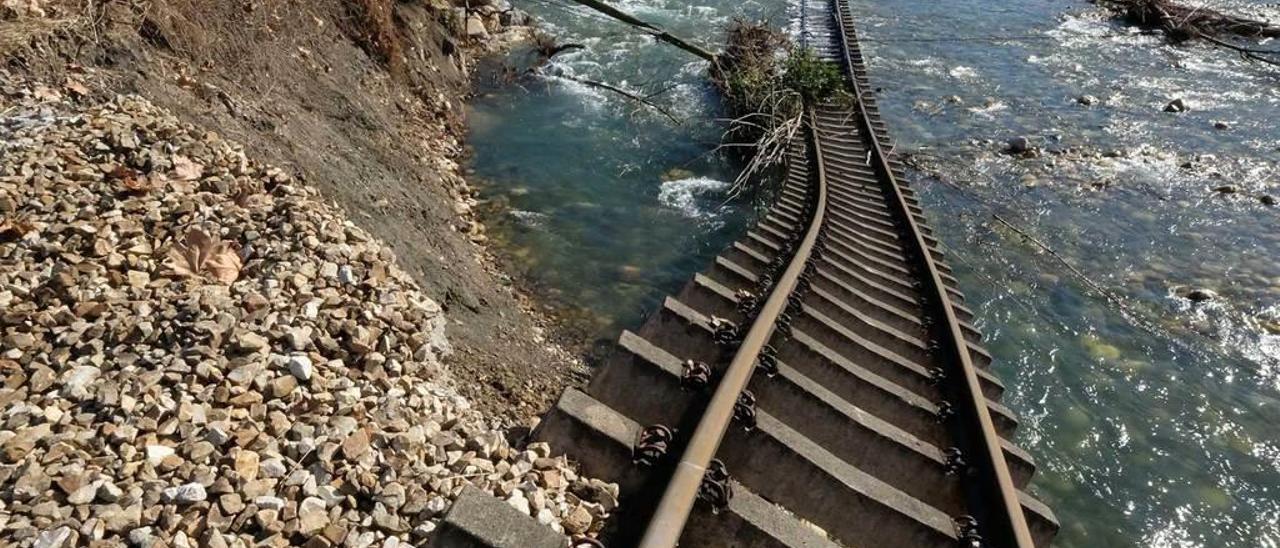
top-left (733, 390), bottom-right (757, 430)
top-left (632, 425), bottom-right (673, 467)
top-left (680, 359), bottom-right (713, 392)
top-left (696, 459), bottom-right (733, 513)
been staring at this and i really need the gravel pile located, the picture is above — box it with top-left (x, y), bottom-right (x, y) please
top-left (0, 70), bottom-right (615, 547)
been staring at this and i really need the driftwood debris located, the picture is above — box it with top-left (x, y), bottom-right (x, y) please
top-left (521, 33), bottom-right (682, 124)
top-left (562, 0), bottom-right (718, 63)
top-left (1099, 0), bottom-right (1280, 67)
top-left (1104, 0), bottom-right (1280, 39)
top-left (556, 74), bottom-right (681, 124)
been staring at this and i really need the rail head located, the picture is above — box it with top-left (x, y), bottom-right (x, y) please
top-left (829, 2), bottom-right (1035, 547)
top-left (637, 108), bottom-right (829, 548)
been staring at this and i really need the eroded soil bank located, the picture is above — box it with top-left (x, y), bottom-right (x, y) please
top-left (0, 1), bottom-right (620, 545)
top-left (3, 0), bottom-right (588, 425)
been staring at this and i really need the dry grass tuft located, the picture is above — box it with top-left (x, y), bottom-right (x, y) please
top-left (0, 0), bottom-right (98, 56)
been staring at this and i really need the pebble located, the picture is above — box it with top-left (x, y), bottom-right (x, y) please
top-left (0, 69), bottom-right (611, 546)
top-left (254, 496), bottom-right (285, 511)
top-left (506, 491), bottom-right (532, 515)
top-left (206, 426), bottom-right (231, 446)
top-left (259, 458), bottom-right (287, 478)
top-left (288, 354), bottom-right (314, 382)
top-left (34, 526), bottom-right (74, 548)
top-left (235, 331), bottom-right (270, 353)
top-left (96, 481), bottom-right (123, 503)
top-left (563, 505), bottom-right (593, 535)
top-left (163, 483), bottom-right (208, 504)
top-left (298, 497), bottom-right (330, 534)
top-left (146, 445), bottom-right (175, 464)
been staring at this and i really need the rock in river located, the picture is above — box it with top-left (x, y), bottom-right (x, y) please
top-left (1005, 136), bottom-right (1035, 154)
top-left (1186, 288), bottom-right (1218, 302)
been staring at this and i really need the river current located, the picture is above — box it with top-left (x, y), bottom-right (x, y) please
top-left (466, 0), bottom-right (1280, 545)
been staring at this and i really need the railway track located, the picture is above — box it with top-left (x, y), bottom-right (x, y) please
top-left (456, 1), bottom-right (1061, 546)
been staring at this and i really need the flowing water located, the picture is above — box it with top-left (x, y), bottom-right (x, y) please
top-left (466, 0), bottom-right (1280, 545)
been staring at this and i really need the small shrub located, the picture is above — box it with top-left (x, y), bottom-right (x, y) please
top-left (782, 49), bottom-right (846, 103)
top-left (711, 22), bottom-right (850, 193)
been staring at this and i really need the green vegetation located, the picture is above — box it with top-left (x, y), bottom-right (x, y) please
top-left (711, 19), bottom-right (850, 192)
top-left (782, 49), bottom-right (847, 103)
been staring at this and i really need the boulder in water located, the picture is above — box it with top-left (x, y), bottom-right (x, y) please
top-left (1005, 136), bottom-right (1034, 155)
top-left (1185, 288), bottom-right (1218, 302)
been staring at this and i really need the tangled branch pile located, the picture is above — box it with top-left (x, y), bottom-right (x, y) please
top-left (713, 19), bottom-right (791, 116)
top-left (712, 19), bottom-right (848, 191)
top-left (1098, 0), bottom-right (1280, 66)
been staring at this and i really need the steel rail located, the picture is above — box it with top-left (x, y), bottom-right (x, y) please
top-left (830, 1), bottom-right (1036, 546)
top-left (636, 108), bottom-right (829, 548)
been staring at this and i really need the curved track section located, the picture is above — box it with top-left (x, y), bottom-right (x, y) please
top-left (531, 2), bottom-right (1061, 547)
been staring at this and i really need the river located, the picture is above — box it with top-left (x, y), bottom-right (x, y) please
top-left (465, 0), bottom-right (1280, 545)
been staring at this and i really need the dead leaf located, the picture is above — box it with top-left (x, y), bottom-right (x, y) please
top-left (204, 244), bottom-right (244, 284)
top-left (32, 86), bottom-right (61, 102)
top-left (64, 79), bottom-right (90, 97)
top-left (108, 165), bottom-right (136, 181)
top-left (167, 228), bottom-right (242, 284)
top-left (109, 166), bottom-right (163, 194)
top-left (146, 172), bottom-right (171, 192)
top-left (171, 155), bottom-right (203, 181)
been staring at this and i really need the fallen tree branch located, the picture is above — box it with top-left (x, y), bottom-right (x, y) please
top-left (1099, 0), bottom-right (1280, 38)
top-left (554, 74), bottom-right (683, 124)
top-left (1193, 31), bottom-right (1280, 67)
top-left (1097, 0), bottom-right (1280, 69)
top-left (562, 0), bottom-right (718, 63)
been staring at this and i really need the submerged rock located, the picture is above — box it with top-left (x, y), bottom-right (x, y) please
top-left (1005, 136), bottom-right (1035, 155)
top-left (1186, 288), bottom-right (1218, 302)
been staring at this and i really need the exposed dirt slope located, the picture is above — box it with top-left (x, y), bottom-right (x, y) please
top-left (0, 73), bottom-right (615, 546)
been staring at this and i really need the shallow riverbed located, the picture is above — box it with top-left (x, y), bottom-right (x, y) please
top-left (467, 0), bottom-right (1280, 545)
